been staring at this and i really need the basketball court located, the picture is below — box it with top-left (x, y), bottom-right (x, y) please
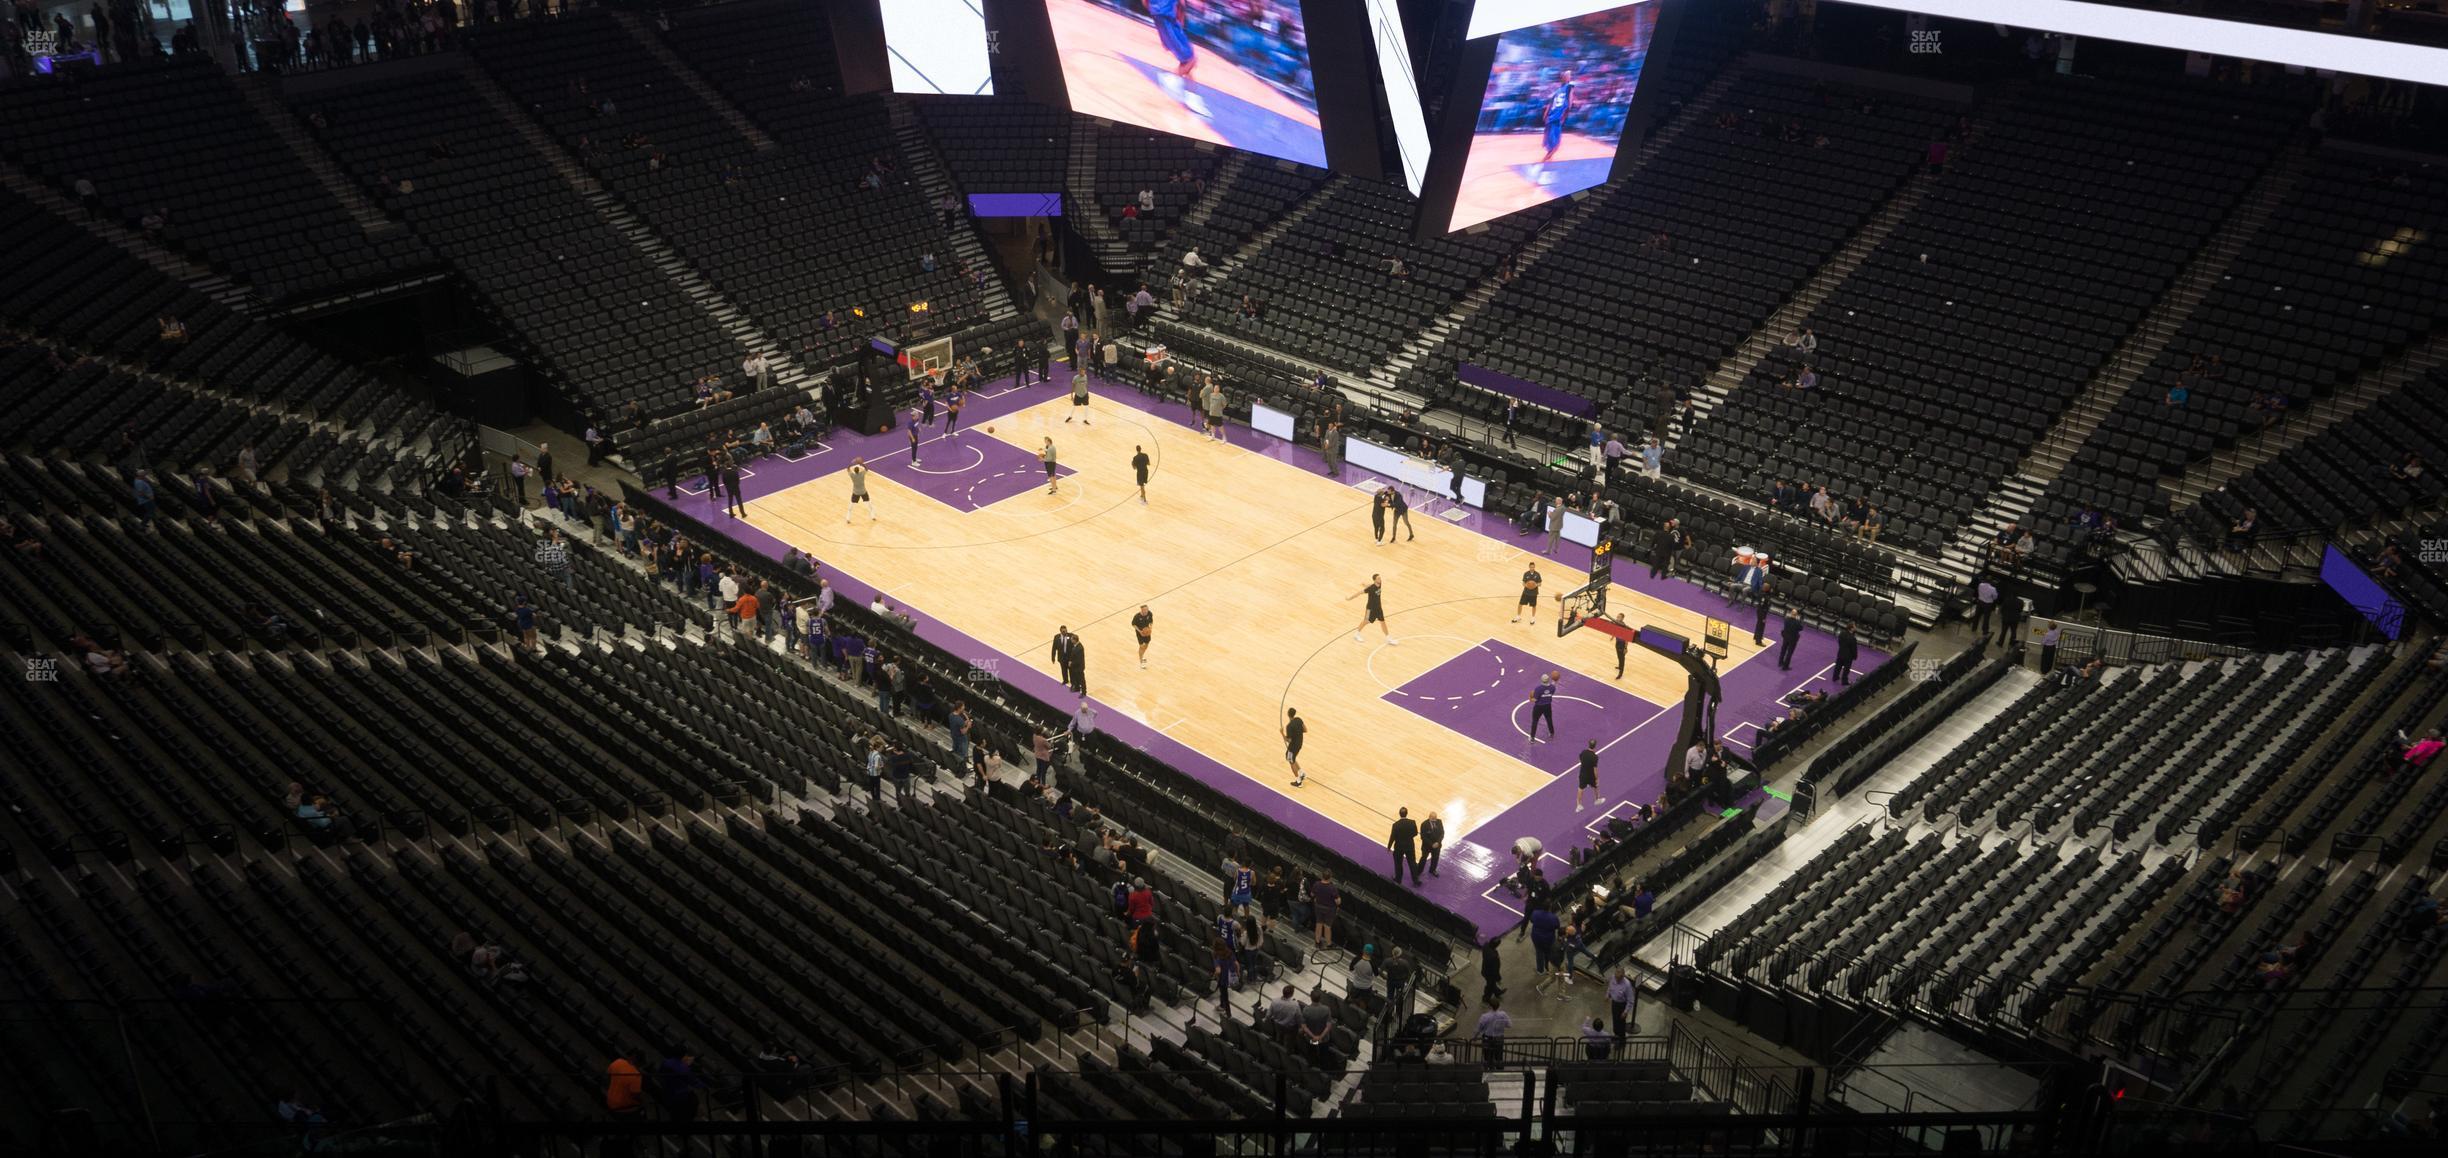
top-left (678, 363), bottom-right (1884, 936)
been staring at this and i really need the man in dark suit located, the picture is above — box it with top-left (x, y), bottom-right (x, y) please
top-left (1647, 518), bottom-right (1678, 579)
top-left (1388, 807), bottom-right (1420, 885)
top-left (1834, 622), bottom-right (1860, 685)
top-left (720, 460), bottom-right (745, 517)
top-left (1419, 812), bottom-right (1445, 877)
top-left (1751, 588), bottom-right (1771, 646)
top-left (1611, 614), bottom-right (1630, 679)
top-left (1051, 627), bottom-right (1087, 695)
top-left (1777, 607), bottom-right (1804, 670)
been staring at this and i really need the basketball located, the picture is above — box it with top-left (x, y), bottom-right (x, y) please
top-left (986, 425), bottom-right (995, 434)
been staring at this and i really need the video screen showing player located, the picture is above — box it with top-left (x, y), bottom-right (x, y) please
top-left (1448, 1), bottom-right (1660, 232)
top-left (1045, 0), bottom-right (1326, 168)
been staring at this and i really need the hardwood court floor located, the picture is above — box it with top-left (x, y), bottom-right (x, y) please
top-left (744, 392), bottom-right (1773, 843)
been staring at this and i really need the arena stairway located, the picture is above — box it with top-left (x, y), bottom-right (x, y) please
top-left (889, 98), bottom-right (1021, 321)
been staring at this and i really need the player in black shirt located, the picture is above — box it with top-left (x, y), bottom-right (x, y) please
top-left (1349, 574), bottom-right (1395, 645)
top-left (1284, 707), bottom-right (1308, 788)
top-left (1132, 445), bottom-right (1152, 505)
top-left (1132, 605), bottom-right (1155, 669)
top-left (1513, 565), bottom-right (1542, 624)
top-left (1576, 740), bottom-right (1604, 812)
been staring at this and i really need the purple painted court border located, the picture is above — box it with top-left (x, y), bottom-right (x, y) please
top-left (671, 364), bottom-right (1888, 939)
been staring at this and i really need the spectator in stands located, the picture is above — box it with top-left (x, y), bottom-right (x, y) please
top-left (1348, 945), bottom-right (1377, 997)
top-left (2249, 391), bottom-right (2291, 431)
top-left (275, 1092), bottom-right (327, 1147)
top-left (121, 469), bottom-right (160, 531)
top-left (2400, 730), bottom-right (2444, 772)
top-left (1294, 988), bottom-right (1335, 1058)
top-left (2371, 542), bottom-right (2405, 581)
top-left (1206, 935), bottom-right (1239, 1021)
top-left (655, 1050), bottom-right (708, 1123)
top-left (1527, 903), bottom-right (1560, 977)
top-left (1310, 871), bottom-right (1342, 955)
top-left (155, 314), bottom-right (187, 345)
top-left (1475, 999), bottom-right (1513, 1065)
top-left (1126, 877), bottom-right (1156, 930)
top-left (1578, 1016), bottom-right (1612, 1060)
top-left (71, 629), bottom-right (127, 676)
top-left (2218, 871), bottom-right (2250, 915)
top-left (1970, 575), bottom-right (2000, 636)
top-left (2402, 894), bottom-right (2444, 943)
top-left (2164, 377), bottom-right (2191, 408)
top-left (1786, 327), bottom-right (1818, 355)
top-left (294, 785), bottom-right (339, 834)
top-left (2390, 453), bottom-right (2426, 483)
top-left (511, 593), bottom-right (538, 653)
top-left (605, 1051), bottom-right (644, 1121)
top-left (1266, 984), bottom-right (1302, 1041)
top-left (726, 582), bottom-right (759, 639)
top-left (1808, 485), bottom-right (1836, 523)
top-left (2224, 508), bottom-right (2258, 553)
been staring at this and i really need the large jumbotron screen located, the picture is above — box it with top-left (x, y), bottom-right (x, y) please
top-left (1447, 0), bottom-right (1659, 232)
top-left (883, 0), bottom-right (996, 96)
top-left (1043, 0), bottom-right (1327, 168)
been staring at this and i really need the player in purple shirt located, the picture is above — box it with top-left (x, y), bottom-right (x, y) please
top-left (1526, 670), bottom-right (1560, 743)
